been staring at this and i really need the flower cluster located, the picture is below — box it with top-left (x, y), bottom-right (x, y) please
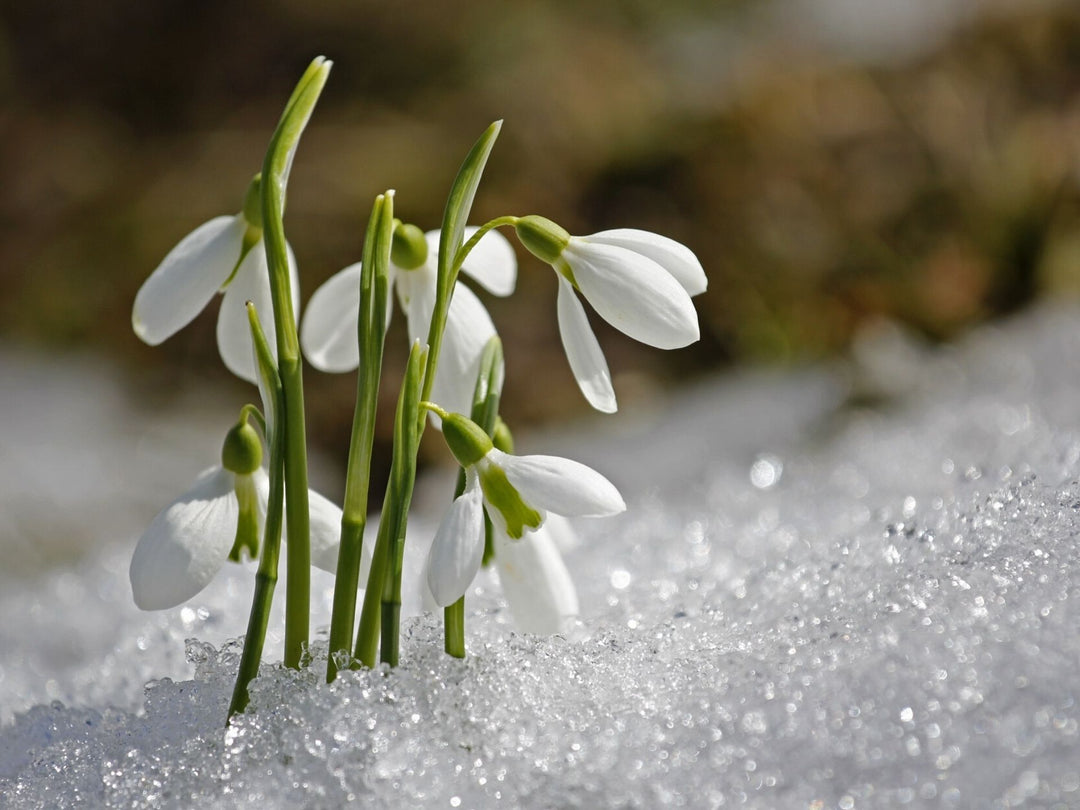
top-left (128, 59), bottom-right (705, 714)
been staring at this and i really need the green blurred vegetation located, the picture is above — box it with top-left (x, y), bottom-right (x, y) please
top-left (2, 1), bottom-right (1079, 478)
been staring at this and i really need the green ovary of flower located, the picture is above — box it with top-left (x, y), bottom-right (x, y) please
top-left (441, 411), bottom-right (494, 468)
top-left (478, 463), bottom-right (542, 539)
top-left (221, 421), bottom-right (263, 475)
top-left (391, 221), bottom-right (429, 270)
top-left (514, 215), bottom-right (570, 266)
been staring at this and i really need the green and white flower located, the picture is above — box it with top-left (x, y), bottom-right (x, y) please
top-left (515, 216), bottom-right (706, 413)
top-left (300, 225), bottom-right (515, 416)
top-left (424, 411), bottom-right (624, 607)
top-left (129, 421), bottom-right (341, 610)
top-left (131, 176), bottom-right (299, 384)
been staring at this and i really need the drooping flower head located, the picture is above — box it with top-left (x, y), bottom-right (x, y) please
top-left (129, 413), bottom-right (342, 610)
top-left (514, 215), bottom-right (707, 413)
top-left (131, 174), bottom-right (299, 384)
top-left (300, 222), bottom-right (516, 417)
top-left (423, 410), bottom-right (625, 608)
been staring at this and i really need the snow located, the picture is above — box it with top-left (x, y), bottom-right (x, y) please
top-left (4, 304), bottom-right (1080, 808)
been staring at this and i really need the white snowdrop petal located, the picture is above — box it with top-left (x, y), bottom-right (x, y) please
top-left (460, 225), bottom-right (517, 296)
top-left (432, 283), bottom-right (499, 417)
top-left (586, 228), bottom-right (707, 296)
top-left (494, 526), bottom-right (579, 634)
top-left (300, 263), bottom-right (363, 372)
top-left (132, 216), bottom-right (245, 346)
top-left (217, 245), bottom-right (273, 384)
top-left (252, 471), bottom-right (342, 574)
top-left (216, 242), bottom-right (299, 384)
top-left (396, 261), bottom-right (438, 345)
top-left (538, 512), bottom-right (580, 553)
top-left (307, 488), bottom-right (344, 574)
top-left (129, 467), bottom-right (238, 610)
top-left (556, 276), bottom-right (617, 413)
top-left (425, 474), bottom-right (486, 607)
top-left (494, 449), bottom-right (626, 517)
top-left (564, 240), bottom-right (700, 350)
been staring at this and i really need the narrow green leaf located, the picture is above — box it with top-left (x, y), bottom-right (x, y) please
top-left (437, 120), bottom-right (503, 296)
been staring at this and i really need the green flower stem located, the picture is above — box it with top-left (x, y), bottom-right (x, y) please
top-left (228, 304), bottom-right (286, 720)
top-left (326, 191), bottom-right (394, 683)
top-left (237, 403), bottom-right (266, 438)
top-left (354, 341), bottom-right (426, 667)
top-left (356, 122), bottom-right (502, 667)
top-left (454, 215), bottom-right (518, 273)
top-left (444, 336), bottom-right (503, 658)
top-left (444, 600), bottom-right (466, 658)
top-left (354, 497), bottom-right (394, 667)
top-left (380, 342), bottom-right (425, 666)
top-left (261, 57), bottom-right (331, 669)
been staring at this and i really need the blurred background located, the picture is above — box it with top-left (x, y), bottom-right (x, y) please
top-left (2, 0), bottom-right (1080, 537)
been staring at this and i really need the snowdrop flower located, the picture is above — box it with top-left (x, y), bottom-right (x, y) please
top-left (129, 418), bottom-right (342, 610)
top-left (514, 215), bottom-right (707, 413)
top-left (423, 410), bottom-right (625, 608)
top-left (131, 174), bottom-right (299, 384)
top-left (301, 223), bottom-right (516, 416)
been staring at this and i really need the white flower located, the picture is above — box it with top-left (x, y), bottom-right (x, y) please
top-left (131, 213), bottom-right (299, 384)
top-left (300, 226), bottom-right (516, 416)
top-left (424, 427), bottom-right (624, 607)
top-left (492, 514), bottom-right (580, 635)
top-left (129, 465), bottom-right (342, 611)
top-left (516, 217), bottom-right (706, 413)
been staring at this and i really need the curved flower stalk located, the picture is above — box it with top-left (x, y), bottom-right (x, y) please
top-left (129, 418), bottom-right (342, 611)
top-left (513, 216), bottom-right (706, 413)
top-left (422, 409), bottom-right (625, 608)
top-left (301, 224), bottom-right (516, 416)
top-left (131, 175), bottom-right (300, 384)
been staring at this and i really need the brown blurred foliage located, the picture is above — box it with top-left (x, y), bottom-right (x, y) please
top-left (1, 1), bottom-right (1079, 487)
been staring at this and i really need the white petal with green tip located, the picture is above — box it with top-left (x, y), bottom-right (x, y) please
top-left (492, 449), bottom-right (626, 518)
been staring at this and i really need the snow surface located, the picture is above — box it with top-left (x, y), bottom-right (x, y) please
top-left (4, 304), bottom-right (1080, 808)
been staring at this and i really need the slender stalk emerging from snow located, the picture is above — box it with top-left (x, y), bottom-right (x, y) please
top-left (326, 191), bottom-right (394, 683)
top-left (228, 304), bottom-right (285, 719)
top-left (260, 57), bottom-right (331, 668)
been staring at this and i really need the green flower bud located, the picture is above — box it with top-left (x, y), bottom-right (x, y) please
top-left (441, 412), bottom-right (493, 468)
top-left (242, 173), bottom-right (264, 230)
top-left (478, 464), bottom-right (541, 539)
top-left (221, 421), bottom-right (263, 475)
top-left (391, 221), bottom-right (429, 270)
top-left (515, 215), bottom-right (570, 265)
